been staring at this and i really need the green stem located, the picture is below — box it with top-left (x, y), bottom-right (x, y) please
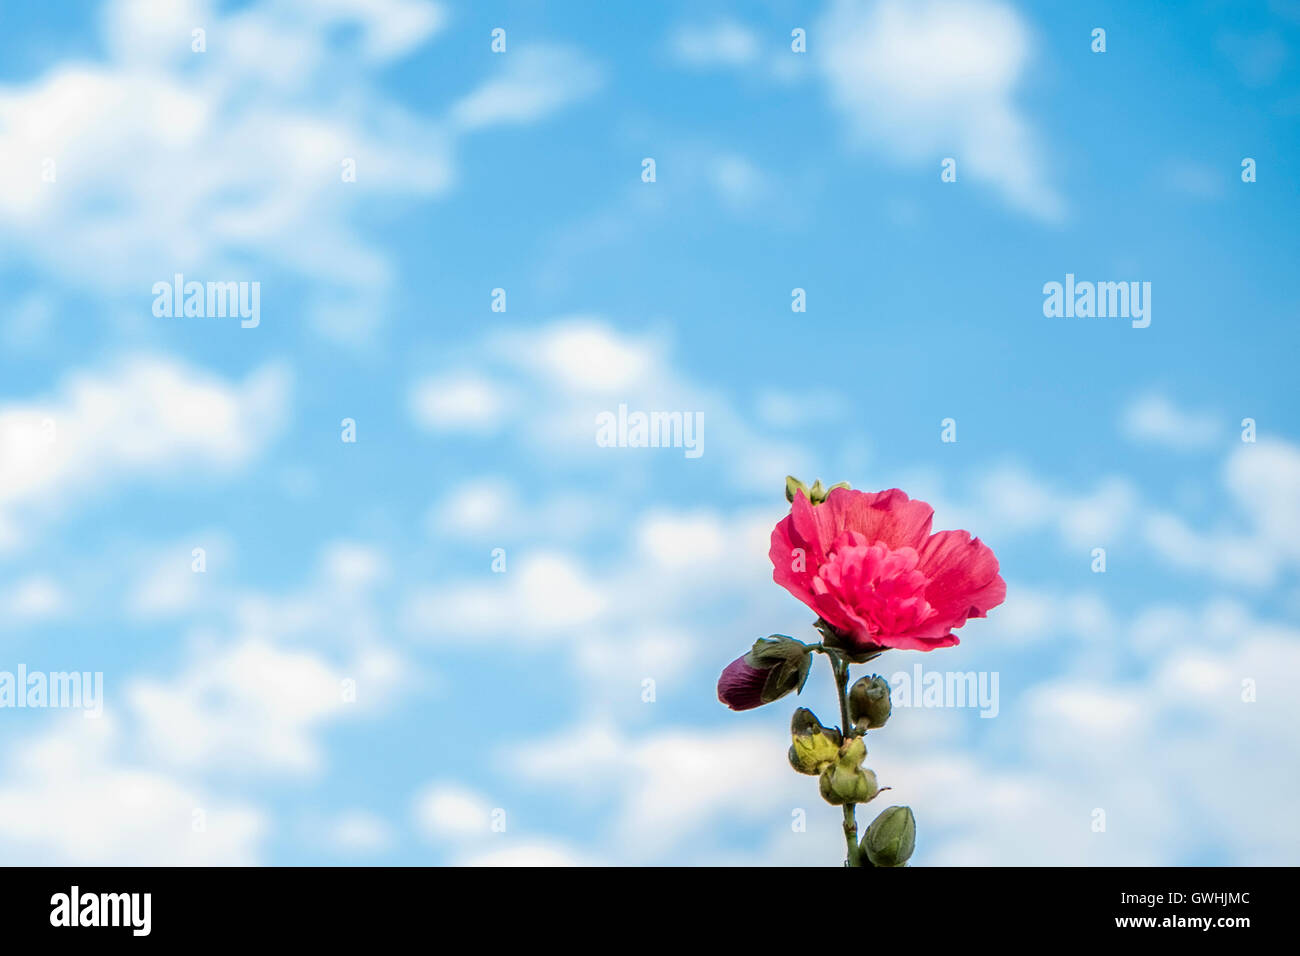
top-left (830, 653), bottom-right (863, 867)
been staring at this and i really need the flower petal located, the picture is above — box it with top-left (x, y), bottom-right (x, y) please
top-left (916, 530), bottom-right (1007, 630)
top-left (811, 488), bottom-right (934, 552)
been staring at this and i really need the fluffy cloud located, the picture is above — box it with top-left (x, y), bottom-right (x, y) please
top-left (1143, 439), bottom-right (1300, 588)
top-left (408, 373), bottom-right (514, 432)
top-left (449, 45), bottom-right (603, 130)
top-left (0, 354), bottom-right (289, 551)
top-left (413, 782), bottom-right (496, 842)
top-left (324, 810), bottom-right (395, 854)
top-left (669, 20), bottom-right (761, 68)
top-left (0, 717), bottom-right (265, 865)
top-left (0, 575), bottom-right (67, 621)
top-left (1122, 393), bottom-right (1223, 450)
top-left (1016, 612), bottom-right (1300, 864)
top-left (514, 724), bottom-right (802, 860)
top-left (127, 639), bottom-right (362, 775)
top-left (0, 0), bottom-right (597, 342)
top-left (494, 318), bottom-right (661, 395)
top-left (452, 839), bottom-right (596, 866)
top-left (405, 551), bottom-right (606, 642)
top-left (936, 463), bottom-right (1139, 553)
top-left (816, 0), bottom-right (1064, 221)
top-left (410, 315), bottom-right (813, 492)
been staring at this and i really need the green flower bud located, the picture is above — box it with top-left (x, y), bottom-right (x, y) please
top-left (817, 736), bottom-right (880, 806)
top-left (788, 707), bottom-right (842, 775)
top-left (786, 477), bottom-right (852, 505)
top-left (819, 764), bottom-right (880, 806)
top-left (862, 805), bottom-right (916, 867)
top-left (848, 675), bottom-right (892, 732)
top-left (750, 635), bottom-right (813, 702)
top-left (838, 733), bottom-right (867, 766)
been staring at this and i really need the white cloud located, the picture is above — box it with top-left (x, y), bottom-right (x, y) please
top-left (0, 355), bottom-right (289, 551)
top-left (454, 839), bottom-right (596, 866)
top-left (969, 464), bottom-right (1139, 551)
top-left (0, 1), bottom-right (593, 343)
top-left (409, 373), bottom-right (513, 432)
top-left (0, 716), bottom-right (265, 865)
top-left (515, 724), bottom-right (802, 860)
top-left (128, 639), bottom-right (358, 775)
top-left (0, 575), bottom-right (67, 620)
top-left (635, 510), bottom-right (730, 569)
top-left (0, 534), bottom-right (410, 863)
top-left (497, 317), bottom-right (659, 394)
top-left (708, 153), bottom-right (770, 211)
top-left (405, 551), bottom-right (606, 642)
top-left (413, 783), bottom-right (495, 842)
top-left (424, 476), bottom-right (598, 543)
top-left (0, 0), bottom-right (449, 305)
top-left (1141, 439), bottom-right (1300, 588)
top-left (1122, 393), bottom-right (1222, 450)
top-left (426, 477), bottom-right (517, 537)
top-left (319, 541), bottom-right (390, 594)
top-left (1142, 512), bottom-right (1271, 587)
top-left (325, 809), bottom-right (394, 853)
top-left (669, 20), bottom-right (760, 68)
top-left (449, 45), bottom-right (603, 130)
top-left (1017, 616), bottom-right (1300, 864)
top-left (994, 584), bottom-right (1113, 645)
top-left (1225, 439), bottom-right (1300, 562)
top-left (126, 533), bottom-right (234, 619)
top-left (129, 556), bottom-right (203, 618)
top-left (298, 0), bottom-right (449, 63)
top-left (465, 315), bottom-right (814, 491)
top-left (816, 0), bottom-right (1064, 221)
top-left (573, 625), bottom-right (696, 704)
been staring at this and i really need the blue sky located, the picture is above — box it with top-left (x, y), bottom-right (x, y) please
top-left (0, 0), bottom-right (1298, 865)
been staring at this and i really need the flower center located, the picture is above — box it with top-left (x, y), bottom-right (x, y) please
top-left (813, 532), bottom-right (935, 637)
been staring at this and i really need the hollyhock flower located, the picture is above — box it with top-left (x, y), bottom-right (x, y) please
top-left (770, 487), bottom-right (1005, 654)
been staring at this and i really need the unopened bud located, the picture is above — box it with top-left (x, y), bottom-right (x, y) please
top-left (716, 636), bottom-right (811, 711)
top-left (810, 480), bottom-right (850, 505)
top-left (862, 805), bottom-right (915, 867)
top-left (848, 675), bottom-right (892, 732)
top-left (817, 736), bottom-right (879, 806)
top-left (786, 477), bottom-right (851, 505)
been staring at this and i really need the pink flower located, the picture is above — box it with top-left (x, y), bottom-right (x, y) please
top-left (769, 488), bottom-right (1005, 654)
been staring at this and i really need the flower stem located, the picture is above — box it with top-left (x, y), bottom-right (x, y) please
top-left (830, 653), bottom-right (862, 867)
